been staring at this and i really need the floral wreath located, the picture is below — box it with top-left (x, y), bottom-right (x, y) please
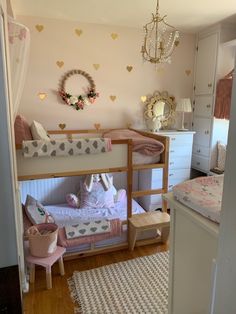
top-left (59, 69), bottom-right (99, 110)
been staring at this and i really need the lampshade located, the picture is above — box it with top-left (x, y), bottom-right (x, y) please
top-left (176, 98), bottom-right (192, 113)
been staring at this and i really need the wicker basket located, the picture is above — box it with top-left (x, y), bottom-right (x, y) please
top-left (26, 223), bottom-right (58, 258)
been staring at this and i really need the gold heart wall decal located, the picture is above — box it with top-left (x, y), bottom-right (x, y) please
top-left (56, 61), bottom-right (64, 68)
top-left (75, 29), bottom-right (83, 37)
top-left (185, 69), bottom-right (191, 76)
top-left (126, 66), bottom-right (133, 72)
top-left (35, 24), bottom-right (44, 32)
top-left (127, 123), bottom-right (132, 128)
top-left (38, 93), bottom-right (47, 100)
top-left (93, 64), bottom-right (100, 70)
top-left (141, 96), bottom-right (147, 103)
top-left (94, 123), bottom-right (101, 130)
top-left (110, 95), bottom-right (116, 102)
top-left (58, 123), bottom-right (66, 130)
top-left (111, 33), bottom-right (118, 40)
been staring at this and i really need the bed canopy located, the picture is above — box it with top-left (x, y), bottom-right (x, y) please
top-left (8, 17), bottom-right (30, 118)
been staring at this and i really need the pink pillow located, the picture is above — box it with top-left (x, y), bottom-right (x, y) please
top-left (80, 181), bottom-right (115, 209)
top-left (66, 193), bottom-right (79, 208)
top-left (14, 115), bottom-right (33, 145)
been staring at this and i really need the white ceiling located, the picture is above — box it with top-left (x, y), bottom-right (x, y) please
top-left (10, 0), bottom-right (236, 33)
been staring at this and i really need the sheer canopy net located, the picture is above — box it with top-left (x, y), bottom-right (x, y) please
top-left (8, 18), bottom-right (30, 118)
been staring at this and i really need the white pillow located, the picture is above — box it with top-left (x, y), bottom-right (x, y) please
top-left (217, 142), bottom-right (226, 172)
top-left (30, 120), bottom-right (50, 140)
top-left (25, 194), bottom-right (49, 224)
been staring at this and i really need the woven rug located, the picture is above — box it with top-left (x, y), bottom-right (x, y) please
top-left (68, 251), bottom-right (168, 314)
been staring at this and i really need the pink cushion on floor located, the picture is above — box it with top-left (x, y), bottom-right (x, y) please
top-left (14, 114), bottom-right (32, 145)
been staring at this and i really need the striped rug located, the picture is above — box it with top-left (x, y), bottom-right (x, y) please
top-left (68, 251), bottom-right (169, 314)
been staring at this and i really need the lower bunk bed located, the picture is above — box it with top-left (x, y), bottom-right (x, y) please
top-left (22, 193), bottom-right (159, 258)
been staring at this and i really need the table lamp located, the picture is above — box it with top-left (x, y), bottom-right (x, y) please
top-left (176, 98), bottom-right (192, 131)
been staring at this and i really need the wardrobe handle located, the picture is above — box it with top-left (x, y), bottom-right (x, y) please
top-left (208, 83), bottom-right (212, 88)
top-left (169, 173), bottom-right (174, 176)
top-left (169, 162), bottom-right (174, 165)
top-left (197, 149), bottom-right (201, 153)
top-left (206, 104), bottom-right (211, 108)
top-left (169, 185), bottom-right (173, 188)
top-left (197, 162), bottom-right (200, 166)
top-left (171, 138), bottom-right (176, 141)
top-left (205, 130), bottom-right (209, 135)
top-left (170, 150), bottom-right (175, 153)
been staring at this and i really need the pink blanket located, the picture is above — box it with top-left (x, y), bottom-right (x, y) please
top-left (57, 218), bottom-right (122, 248)
top-left (103, 129), bottom-right (164, 156)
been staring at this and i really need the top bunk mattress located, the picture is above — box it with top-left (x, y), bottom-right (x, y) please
top-left (173, 175), bottom-right (224, 223)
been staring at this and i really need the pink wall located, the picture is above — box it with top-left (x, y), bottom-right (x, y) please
top-left (17, 16), bottom-right (196, 130)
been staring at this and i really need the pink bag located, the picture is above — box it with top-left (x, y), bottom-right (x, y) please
top-left (26, 223), bottom-right (58, 257)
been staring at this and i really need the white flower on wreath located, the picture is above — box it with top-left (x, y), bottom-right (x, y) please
top-left (83, 98), bottom-right (90, 106)
top-left (69, 95), bottom-right (78, 105)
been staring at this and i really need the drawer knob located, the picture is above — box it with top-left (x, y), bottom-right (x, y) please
top-left (208, 83), bottom-right (212, 88)
top-left (169, 173), bottom-right (174, 176)
top-left (206, 104), bottom-right (211, 108)
top-left (170, 150), bottom-right (175, 153)
top-left (169, 185), bottom-right (173, 188)
top-left (171, 138), bottom-right (176, 141)
top-left (197, 149), bottom-right (201, 153)
top-left (169, 162), bottom-right (174, 165)
top-left (205, 130), bottom-right (209, 135)
top-left (197, 162), bottom-right (200, 165)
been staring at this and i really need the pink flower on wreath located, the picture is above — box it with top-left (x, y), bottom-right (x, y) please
top-left (89, 97), bottom-right (96, 104)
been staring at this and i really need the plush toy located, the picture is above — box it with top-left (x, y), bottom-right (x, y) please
top-left (66, 193), bottom-right (79, 208)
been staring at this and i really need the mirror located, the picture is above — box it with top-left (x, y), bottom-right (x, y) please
top-left (143, 91), bottom-right (176, 131)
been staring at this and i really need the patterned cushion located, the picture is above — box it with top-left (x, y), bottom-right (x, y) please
top-left (25, 194), bottom-right (48, 224)
top-left (217, 142), bottom-right (226, 171)
top-left (30, 120), bottom-right (50, 141)
top-left (80, 181), bottom-right (115, 209)
top-left (14, 115), bottom-right (33, 145)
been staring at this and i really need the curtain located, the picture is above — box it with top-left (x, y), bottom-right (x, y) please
top-left (214, 70), bottom-right (233, 120)
top-left (8, 18), bottom-right (30, 119)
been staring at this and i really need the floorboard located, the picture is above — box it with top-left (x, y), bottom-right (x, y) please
top-left (23, 243), bottom-right (168, 314)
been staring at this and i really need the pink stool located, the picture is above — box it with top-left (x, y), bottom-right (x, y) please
top-left (26, 246), bottom-right (66, 289)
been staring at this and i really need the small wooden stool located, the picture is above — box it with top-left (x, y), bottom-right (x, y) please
top-left (128, 211), bottom-right (170, 251)
top-left (26, 246), bottom-right (66, 289)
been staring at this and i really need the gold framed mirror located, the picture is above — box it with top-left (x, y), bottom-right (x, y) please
top-left (143, 91), bottom-right (176, 131)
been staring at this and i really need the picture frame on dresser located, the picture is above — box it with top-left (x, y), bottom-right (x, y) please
top-left (139, 130), bottom-right (195, 211)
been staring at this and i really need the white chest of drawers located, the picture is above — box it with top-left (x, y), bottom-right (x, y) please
top-left (139, 131), bottom-right (195, 211)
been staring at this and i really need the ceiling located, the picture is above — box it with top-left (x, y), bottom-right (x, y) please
top-left (10, 0), bottom-right (236, 33)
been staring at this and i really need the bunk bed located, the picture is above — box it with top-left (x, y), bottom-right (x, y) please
top-left (16, 128), bottom-right (170, 258)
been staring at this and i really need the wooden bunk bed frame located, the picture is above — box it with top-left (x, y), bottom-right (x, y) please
top-left (16, 129), bottom-right (169, 259)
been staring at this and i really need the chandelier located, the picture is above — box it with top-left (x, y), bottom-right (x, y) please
top-left (141, 0), bottom-right (180, 64)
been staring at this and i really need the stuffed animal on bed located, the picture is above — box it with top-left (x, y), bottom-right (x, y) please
top-left (66, 173), bottom-right (126, 209)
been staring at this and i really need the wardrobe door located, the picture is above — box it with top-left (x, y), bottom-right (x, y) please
top-left (193, 95), bottom-right (214, 118)
top-left (195, 33), bottom-right (218, 95)
top-left (192, 117), bottom-right (212, 147)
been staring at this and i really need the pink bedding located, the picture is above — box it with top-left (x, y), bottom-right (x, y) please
top-left (103, 129), bottom-right (164, 157)
top-left (57, 218), bottom-right (122, 248)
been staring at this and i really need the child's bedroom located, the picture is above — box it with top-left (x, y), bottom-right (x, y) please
top-left (1, 0), bottom-right (236, 313)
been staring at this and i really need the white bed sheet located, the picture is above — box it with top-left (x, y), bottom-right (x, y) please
top-left (45, 198), bottom-right (145, 228)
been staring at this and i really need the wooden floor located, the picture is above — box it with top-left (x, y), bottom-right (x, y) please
top-left (23, 243), bottom-right (168, 314)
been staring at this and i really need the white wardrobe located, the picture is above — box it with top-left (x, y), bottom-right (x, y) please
top-left (192, 23), bottom-right (236, 173)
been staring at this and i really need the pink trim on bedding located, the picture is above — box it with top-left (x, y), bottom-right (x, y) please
top-left (103, 129), bottom-right (164, 157)
top-left (57, 218), bottom-right (122, 248)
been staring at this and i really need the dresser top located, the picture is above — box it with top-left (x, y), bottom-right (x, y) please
top-left (143, 130), bottom-right (196, 135)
